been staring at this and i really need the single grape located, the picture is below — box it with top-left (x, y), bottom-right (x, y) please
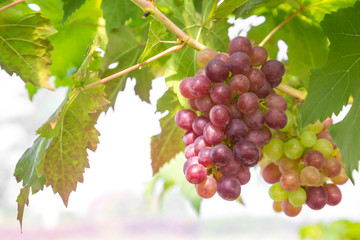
top-left (263, 163), bottom-right (282, 184)
top-left (280, 170), bottom-right (301, 192)
top-left (303, 150), bottom-right (325, 170)
top-left (278, 158), bottom-right (299, 174)
top-left (237, 92), bottom-right (259, 115)
top-left (188, 75), bottom-right (212, 97)
top-left (279, 110), bottom-right (294, 133)
top-left (322, 157), bottom-right (341, 178)
top-left (183, 156), bottom-right (199, 174)
top-left (219, 155), bottom-right (241, 176)
top-left (188, 98), bottom-right (199, 111)
top-left (205, 59), bottom-right (230, 83)
top-left (249, 46), bottom-right (268, 66)
top-left (265, 108), bottom-right (287, 130)
top-left (179, 77), bottom-right (195, 99)
top-left (306, 120), bottom-right (324, 134)
top-left (198, 147), bottom-right (213, 167)
top-left (175, 109), bottom-right (197, 130)
top-left (214, 52), bottom-right (230, 65)
top-left (196, 48), bottom-right (218, 67)
top-left (210, 144), bottom-right (232, 166)
top-left (185, 163), bottom-right (207, 184)
top-left (283, 138), bottom-right (304, 160)
top-left (233, 140), bottom-right (259, 167)
top-left (203, 122), bottom-right (225, 145)
top-left (195, 67), bottom-right (206, 76)
top-left (331, 167), bottom-right (348, 185)
top-left (210, 83), bottom-right (232, 105)
top-left (244, 109), bottom-right (264, 130)
top-left (227, 99), bottom-right (243, 119)
top-left (245, 129), bottom-right (264, 146)
top-left (300, 131), bottom-right (317, 148)
top-left (192, 116), bottom-right (210, 136)
top-left (225, 119), bottom-right (248, 142)
top-left (217, 176), bottom-right (241, 201)
top-left (230, 74), bottom-right (250, 95)
top-left (251, 80), bottom-right (271, 98)
top-left (245, 68), bottom-right (266, 91)
top-left (194, 136), bottom-right (211, 154)
top-left (228, 36), bottom-right (252, 55)
top-left (273, 201), bottom-right (282, 213)
top-left (269, 182), bottom-right (288, 202)
top-left (195, 95), bottom-right (214, 113)
top-left (209, 104), bottom-right (232, 127)
top-left (300, 166), bottom-right (321, 186)
top-left (282, 199), bottom-right (302, 217)
top-left (288, 187), bottom-right (307, 207)
top-left (260, 126), bottom-right (272, 145)
top-left (313, 138), bottom-right (333, 158)
top-left (264, 94), bottom-right (287, 111)
top-left (228, 52), bottom-right (251, 75)
top-left (182, 130), bottom-right (199, 146)
top-left (324, 183), bottom-right (341, 206)
top-left (184, 143), bottom-right (197, 159)
top-left (233, 165), bottom-right (251, 185)
top-left (306, 186), bottom-right (328, 210)
top-left (261, 60), bottom-right (285, 87)
top-left (196, 176), bottom-right (218, 199)
top-left (263, 138), bottom-right (284, 161)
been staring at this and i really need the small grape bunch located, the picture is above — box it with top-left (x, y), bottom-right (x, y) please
top-left (175, 36), bottom-right (287, 201)
top-left (260, 117), bottom-right (348, 217)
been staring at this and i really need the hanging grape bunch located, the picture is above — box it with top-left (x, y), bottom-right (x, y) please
top-left (175, 36), bottom-right (287, 201)
top-left (260, 117), bottom-right (348, 217)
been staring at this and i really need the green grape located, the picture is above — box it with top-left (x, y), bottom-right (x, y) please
top-left (300, 131), bottom-right (317, 147)
top-left (313, 138), bottom-right (333, 158)
top-left (280, 110), bottom-right (294, 132)
top-left (284, 138), bottom-right (304, 160)
top-left (306, 120), bottom-right (324, 134)
top-left (269, 182), bottom-right (288, 201)
top-left (288, 187), bottom-right (307, 207)
top-left (263, 139), bottom-right (284, 161)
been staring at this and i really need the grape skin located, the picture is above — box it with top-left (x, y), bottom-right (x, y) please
top-left (196, 176), bottom-right (217, 198)
top-left (210, 83), bottom-right (232, 105)
top-left (210, 144), bottom-right (232, 166)
top-left (209, 104), bottom-right (232, 127)
top-left (188, 75), bottom-right (212, 97)
top-left (195, 95), bottom-right (214, 113)
top-left (230, 74), bottom-right (250, 95)
top-left (225, 119), bottom-right (248, 142)
top-left (175, 109), bottom-right (197, 130)
top-left (233, 140), bottom-right (259, 167)
top-left (324, 184), bottom-right (341, 206)
top-left (196, 48), bottom-right (218, 67)
top-left (198, 147), bottom-right (213, 167)
top-left (183, 156), bottom-right (199, 174)
top-left (249, 46), bottom-right (268, 66)
top-left (217, 176), bottom-right (241, 201)
top-left (192, 116), bottom-right (210, 136)
top-left (263, 163), bottom-right (282, 184)
top-left (264, 108), bottom-right (287, 130)
top-left (237, 92), bottom-right (259, 115)
top-left (182, 130), bottom-right (198, 146)
top-left (228, 36), bottom-right (252, 55)
top-left (245, 68), bottom-right (266, 91)
top-left (205, 59), bottom-right (230, 83)
top-left (184, 143), bottom-right (197, 159)
top-left (179, 77), bottom-right (195, 99)
top-left (244, 109), bottom-right (264, 130)
top-left (203, 122), bottom-right (225, 145)
top-left (185, 163), bottom-right (207, 184)
top-left (306, 186), bottom-right (328, 210)
top-left (228, 52), bottom-right (251, 75)
top-left (261, 60), bottom-right (285, 87)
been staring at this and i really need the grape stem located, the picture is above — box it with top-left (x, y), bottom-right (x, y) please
top-left (0, 0), bottom-right (26, 12)
top-left (84, 44), bottom-right (185, 90)
top-left (276, 84), bottom-right (306, 101)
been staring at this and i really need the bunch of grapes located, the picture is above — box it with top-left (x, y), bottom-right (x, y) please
top-left (175, 36), bottom-right (287, 201)
top-left (260, 117), bottom-right (348, 217)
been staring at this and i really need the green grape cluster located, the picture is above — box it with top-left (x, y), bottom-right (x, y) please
top-left (260, 117), bottom-right (348, 217)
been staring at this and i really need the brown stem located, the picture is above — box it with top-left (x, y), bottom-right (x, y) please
top-left (84, 44), bottom-right (185, 90)
top-left (0, 0), bottom-right (26, 12)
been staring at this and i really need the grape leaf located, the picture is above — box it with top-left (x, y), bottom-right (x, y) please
top-left (61, 0), bottom-right (87, 23)
top-left (16, 187), bottom-right (30, 232)
top-left (236, 0), bottom-right (264, 17)
top-left (299, 2), bottom-right (360, 180)
top-left (0, 9), bottom-right (55, 90)
top-left (212, 0), bottom-right (247, 19)
top-left (146, 153), bottom-right (202, 213)
top-left (151, 89), bottom-right (184, 174)
top-left (36, 39), bottom-right (109, 205)
top-left (101, 0), bottom-right (141, 33)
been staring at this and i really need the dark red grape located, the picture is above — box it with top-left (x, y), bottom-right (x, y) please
top-left (237, 92), bottom-right (259, 115)
top-left (226, 119), bottom-right (248, 142)
top-left (261, 60), bottom-right (285, 87)
top-left (324, 184), bottom-right (341, 206)
top-left (183, 156), bottom-right (199, 174)
top-left (198, 147), bottom-right (213, 167)
top-left (264, 108), bottom-right (287, 130)
top-left (195, 95), bottom-right (214, 113)
top-left (195, 176), bottom-right (217, 198)
top-left (228, 52), bottom-right (251, 75)
top-left (228, 36), bottom-right (252, 55)
top-left (194, 136), bottom-right (211, 154)
top-left (214, 52), bottom-right (230, 65)
top-left (306, 186), bottom-right (328, 210)
top-left (217, 176), bottom-right (241, 201)
top-left (245, 68), bottom-right (265, 91)
top-left (227, 99), bottom-right (243, 119)
top-left (182, 130), bottom-right (198, 146)
top-left (233, 140), bottom-right (259, 167)
top-left (203, 122), bottom-right (225, 145)
top-left (210, 144), bottom-right (232, 166)
top-left (219, 154), bottom-right (241, 176)
top-left (244, 109), bottom-right (264, 130)
top-left (263, 163), bottom-right (281, 184)
top-left (185, 163), bottom-right (207, 184)
top-left (303, 150), bottom-right (325, 170)
top-left (249, 46), bottom-right (268, 67)
top-left (188, 75), bottom-right (212, 97)
top-left (205, 59), bottom-right (229, 83)
top-left (233, 165), bottom-right (251, 185)
top-left (192, 116), bottom-right (210, 136)
top-left (322, 157), bottom-right (341, 178)
top-left (210, 83), bottom-right (232, 105)
top-left (251, 80), bottom-right (271, 98)
top-left (209, 104), bottom-right (232, 127)
top-left (230, 74), bottom-right (250, 95)
top-left (179, 77), bottom-right (195, 99)
top-left (245, 129), bottom-right (264, 146)
top-left (260, 126), bottom-right (272, 145)
top-left (265, 94), bottom-right (287, 111)
top-left (175, 109), bottom-right (197, 130)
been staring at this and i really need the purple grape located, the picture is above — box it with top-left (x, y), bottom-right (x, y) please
top-left (230, 74), bottom-right (250, 95)
top-left (233, 140), bottom-right (259, 167)
top-left (219, 154), bottom-right (241, 176)
top-left (203, 122), bottom-right (225, 145)
top-left (261, 60), bottom-right (285, 87)
top-left (210, 83), bottom-right (232, 105)
top-left (210, 144), bottom-right (232, 166)
top-left (249, 46), bottom-right (268, 67)
top-left (306, 186), bottom-right (328, 210)
top-left (205, 59), bottom-right (229, 83)
top-left (185, 163), bottom-right (207, 184)
top-left (324, 184), bottom-right (341, 206)
top-left (264, 108), bottom-right (287, 130)
top-left (179, 77), bottom-right (195, 99)
top-left (209, 104), bottom-right (232, 127)
top-left (228, 52), bottom-right (251, 75)
top-left (303, 150), bottom-right (325, 170)
top-left (182, 130), bottom-right (199, 146)
top-left (198, 147), bottom-right (213, 167)
top-left (244, 109), bottom-right (264, 130)
top-left (195, 95), bottom-right (214, 113)
top-left (217, 176), bottom-right (241, 201)
top-left (192, 116), bottom-right (210, 136)
top-left (175, 109), bottom-right (197, 130)
top-left (251, 80), bottom-right (271, 98)
top-left (233, 165), bottom-right (251, 185)
top-left (227, 99), bottom-right (243, 119)
top-left (194, 136), bottom-right (211, 154)
top-left (260, 126), bottom-right (272, 145)
top-left (245, 129), bottom-right (264, 147)
top-left (225, 119), bottom-right (248, 142)
top-left (214, 52), bottom-right (230, 65)
top-left (188, 75), bottom-right (212, 97)
top-left (228, 36), bottom-right (252, 55)
top-left (265, 94), bottom-right (287, 111)
top-left (237, 92), bottom-right (259, 115)
top-left (245, 68), bottom-right (265, 91)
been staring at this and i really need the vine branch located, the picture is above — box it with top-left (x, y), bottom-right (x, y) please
top-left (0, 0), bottom-right (26, 12)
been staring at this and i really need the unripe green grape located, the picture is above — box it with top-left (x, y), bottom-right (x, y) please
top-left (300, 131), bottom-right (317, 147)
top-left (263, 139), bottom-right (284, 161)
top-left (288, 187), bottom-right (307, 207)
top-left (306, 120), bottom-right (324, 134)
top-left (313, 138), bottom-right (333, 158)
top-left (269, 182), bottom-right (289, 202)
top-left (284, 138), bottom-right (304, 159)
top-left (280, 110), bottom-right (294, 132)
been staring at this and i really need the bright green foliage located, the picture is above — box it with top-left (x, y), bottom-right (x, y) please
top-left (151, 89), bottom-right (184, 174)
top-left (146, 153), bottom-right (202, 213)
top-left (101, 0), bottom-right (141, 33)
top-left (16, 187), bottom-right (30, 232)
top-left (0, 9), bottom-right (55, 90)
top-left (61, 0), bottom-right (87, 23)
top-left (36, 40), bottom-right (109, 206)
top-left (213, 0), bottom-right (247, 19)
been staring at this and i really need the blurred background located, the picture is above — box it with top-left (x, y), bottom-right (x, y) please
top-left (1, 14), bottom-right (360, 240)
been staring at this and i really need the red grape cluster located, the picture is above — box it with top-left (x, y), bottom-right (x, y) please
top-left (175, 36), bottom-right (287, 201)
top-left (260, 117), bottom-right (348, 217)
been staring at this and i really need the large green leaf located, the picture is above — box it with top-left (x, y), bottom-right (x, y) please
top-left (0, 9), bottom-right (55, 90)
top-left (61, 0), bottom-right (87, 23)
top-left (300, 2), bottom-right (360, 180)
top-left (213, 0), bottom-right (247, 19)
